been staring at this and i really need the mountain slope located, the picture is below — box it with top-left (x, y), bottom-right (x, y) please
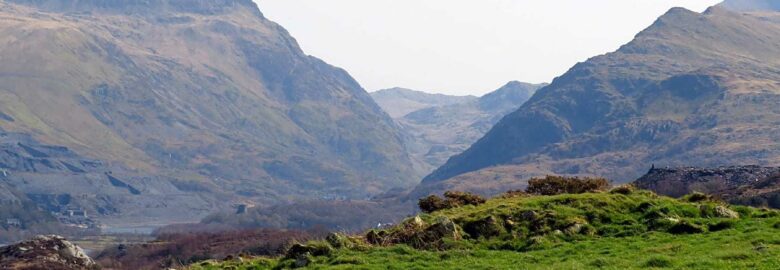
top-left (422, 5), bottom-right (780, 188)
top-left (0, 0), bottom-right (418, 224)
top-left (370, 88), bottom-right (476, 118)
top-left (398, 81), bottom-right (543, 171)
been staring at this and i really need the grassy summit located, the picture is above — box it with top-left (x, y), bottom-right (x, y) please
top-left (192, 187), bottom-right (780, 269)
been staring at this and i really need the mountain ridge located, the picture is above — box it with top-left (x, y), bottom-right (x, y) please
top-left (6, 0), bottom-right (261, 15)
top-left (370, 88), bottom-right (476, 118)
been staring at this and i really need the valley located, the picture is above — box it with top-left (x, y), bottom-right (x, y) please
top-left (2, 0), bottom-right (780, 269)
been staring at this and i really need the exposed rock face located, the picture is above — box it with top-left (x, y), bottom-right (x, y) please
top-left (374, 81), bottom-right (543, 172)
top-left (422, 5), bottom-right (780, 187)
top-left (634, 166), bottom-right (780, 198)
top-left (634, 166), bottom-right (780, 209)
top-left (0, 235), bottom-right (96, 270)
top-left (0, 0), bottom-right (418, 224)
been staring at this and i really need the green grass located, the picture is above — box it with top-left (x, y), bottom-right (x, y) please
top-left (191, 190), bottom-right (780, 269)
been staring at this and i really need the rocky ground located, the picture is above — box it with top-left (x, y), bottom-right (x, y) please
top-left (634, 165), bottom-right (780, 208)
top-left (0, 235), bottom-right (97, 270)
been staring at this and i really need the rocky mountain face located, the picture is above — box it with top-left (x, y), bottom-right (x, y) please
top-left (0, 235), bottom-right (96, 270)
top-left (0, 0), bottom-right (418, 226)
top-left (375, 82), bottom-right (543, 172)
top-left (634, 166), bottom-right (780, 208)
top-left (421, 4), bottom-right (780, 191)
top-left (370, 88), bottom-right (476, 118)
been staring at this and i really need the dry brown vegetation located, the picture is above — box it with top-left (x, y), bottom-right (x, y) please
top-left (94, 228), bottom-right (326, 270)
top-left (526, 176), bottom-right (610, 196)
top-left (418, 191), bottom-right (486, 213)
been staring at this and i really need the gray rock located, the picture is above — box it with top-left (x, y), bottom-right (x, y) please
top-left (0, 235), bottom-right (96, 270)
top-left (714, 206), bottom-right (740, 219)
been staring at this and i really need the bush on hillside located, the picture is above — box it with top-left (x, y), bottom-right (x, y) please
top-left (418, 195), bottom-right (449, 213)
top-left (418, 191), bottom-right (486, 213)
top-left (526, 176), bottom-right (610, 195)
top-left (443, 191), bottom-right (486, 207)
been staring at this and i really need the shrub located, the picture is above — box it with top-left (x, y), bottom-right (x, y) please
top-left (418, 191), bottom-right (486, 213)
top-left (443, 191), bottom-right (486, 207)
top-left (526, 176), bottom-right (610, 195)
top-left (419, 195), bottom-right (449, 213)
top-left (609, 184), bottom-right (635, 195)
top-left (681, 192), bottom-right (715, 203)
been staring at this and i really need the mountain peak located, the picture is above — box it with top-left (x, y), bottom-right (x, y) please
top-left (7, 0), bottom-right (261, 16)
top-left (718, 0), bottom-right (780, 12)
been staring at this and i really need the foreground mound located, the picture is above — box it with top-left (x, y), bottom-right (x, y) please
top-left (191, 189), bottom-right (780, 269)
top-left (0, 235), bottom-right (97, 270)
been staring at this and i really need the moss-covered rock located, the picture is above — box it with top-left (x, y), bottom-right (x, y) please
top-left (464, 216), bottom-right (504, 239)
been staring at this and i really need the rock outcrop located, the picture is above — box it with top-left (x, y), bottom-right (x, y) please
top-left (634, 166), bottom-right (780, 209)
top-left (634, 166), bottom-right (780, 198)
top-left (0, 235), bottom-right (96, 270)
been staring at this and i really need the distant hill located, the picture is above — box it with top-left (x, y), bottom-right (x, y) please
top-left (421, 4), bottom-right (780, 192)
top-left (371, 88), bottom-right (476, 118)
top-left (0, 0), bottom-right (419, 226)
top-left (375, 82), bottom-right (544, 172)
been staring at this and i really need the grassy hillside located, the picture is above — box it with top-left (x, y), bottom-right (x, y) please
top-left (189, 187), bottom-right (780, 269)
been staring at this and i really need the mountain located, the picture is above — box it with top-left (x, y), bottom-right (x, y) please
top-left (0, 0), bottom-right (418, 226)
top-left (370, 88), bottom-right (476, 118)
top-left (379, 82), bottom-right (543, 172)
top-left (421, 4), bottom-right (780, 191)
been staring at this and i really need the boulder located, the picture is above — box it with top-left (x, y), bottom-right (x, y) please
top-left (714, 206), bottom-right (740, 219)
top-left (0, 235), bottom-right (97, 270)
top-left (521, 210), bottom-right (539, 222)
top-left (464, 216), bottom-right (504, 238)
top-left (326, 233), bottom-right (352, 249)
top-left (427, 216), bottom-right (461, 241)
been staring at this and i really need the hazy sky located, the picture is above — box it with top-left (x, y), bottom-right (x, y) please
top-left (256, 0), bottom-right (722, 96)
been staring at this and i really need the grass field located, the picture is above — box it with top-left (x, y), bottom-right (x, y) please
top-left (191, 189), bottom-right (780, 269)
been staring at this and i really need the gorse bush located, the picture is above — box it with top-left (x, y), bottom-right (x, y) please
top-left (418, 195), bottom-right (449, 213)
top-left (418, 191), bottom-right (486, 213)
top-left (443, 191), bottom-right (486, 207)
top-left (526, 175), bottom-right (610, 195)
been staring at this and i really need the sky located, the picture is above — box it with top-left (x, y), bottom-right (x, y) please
top-left (256, 0), bottom-right (722, 96)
